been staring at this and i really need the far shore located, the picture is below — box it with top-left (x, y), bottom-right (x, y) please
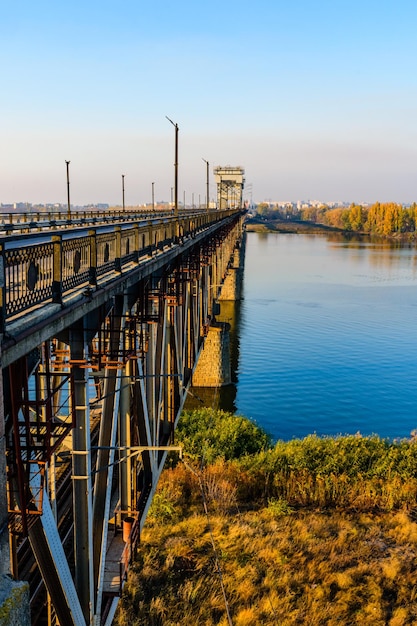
top-left (245, 217), bottom-right (345, 234)
top-left (246, 217), bottom-right (417, 241)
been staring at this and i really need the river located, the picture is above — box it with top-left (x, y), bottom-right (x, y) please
top-left (228, 230), bottom-right (417, 441)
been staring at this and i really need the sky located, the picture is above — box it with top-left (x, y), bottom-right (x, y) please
top-left (1, 0), bottom-right (417, 206)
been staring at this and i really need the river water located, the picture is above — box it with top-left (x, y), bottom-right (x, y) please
top-left (229, 231), bottom-right (417, 442)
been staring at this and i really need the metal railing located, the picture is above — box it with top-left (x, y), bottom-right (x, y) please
top-left (0, 207), bottom-right (192, 234)
top-left (0, 208), bottom-right (239, 332)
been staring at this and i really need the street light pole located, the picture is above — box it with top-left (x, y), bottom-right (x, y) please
top-left (65, 160), bottom-right (71, 220)
top-left (166, 116), bottom-right (179, 218)
top-left (122, 174), bottom-right (125, 212)
top-left (202, 158), bottom-right (209, 213)
top-left (152, 182), bottom-right (155, 211)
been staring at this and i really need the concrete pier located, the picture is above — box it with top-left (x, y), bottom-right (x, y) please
top-left (192, 322), bottom-right (231, 387)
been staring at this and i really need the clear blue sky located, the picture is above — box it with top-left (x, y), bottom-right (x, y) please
top-left (1, 0), bottom-right (417, 205)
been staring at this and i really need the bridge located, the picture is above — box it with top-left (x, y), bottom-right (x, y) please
top-left (0, 202), bottom-right (246, 625)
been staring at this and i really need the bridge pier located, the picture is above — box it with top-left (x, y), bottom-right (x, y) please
top-left (218, 231), bottom-right (246, 302)
top-left (192, 322), bottom-right (231, 387)
top-left (190, 231), bottom-right (245, 391)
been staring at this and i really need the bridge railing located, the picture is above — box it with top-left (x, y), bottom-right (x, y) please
top-left (0, 209), bottom-right (239, 332)
top-left (0, 207), bottom-right (204, 234)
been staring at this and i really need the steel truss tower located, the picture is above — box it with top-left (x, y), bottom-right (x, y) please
top-left (214, 166), bottom-right (245, 210)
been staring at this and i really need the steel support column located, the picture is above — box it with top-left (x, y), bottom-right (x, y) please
top-left (92, 295), bottom-right (126, 617)
top-left (69, 321), bottom-right (94, 624)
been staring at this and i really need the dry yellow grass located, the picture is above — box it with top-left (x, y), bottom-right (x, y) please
top-left (116, 504), bottom-right (417, 626)
top-left (115, 423), bottom-right (417, 625)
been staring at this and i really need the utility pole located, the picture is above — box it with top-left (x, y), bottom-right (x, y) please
top-left (166, 117), bottom-right (179, 218)
top-left (202, 158), bottom-right (209, 213)
top-left (65, 160), bottom-right (71, 220)
top-left (122, 174), bottom-right (125, 212)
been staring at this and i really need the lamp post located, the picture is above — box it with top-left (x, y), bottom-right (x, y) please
top-left (202, 158), bottom-right (209, 213)
top-left (65, 160), bottom-right (71, 220)
top-left (166, 116), bottom-right (178, 218)
top-left (152, 182), bottom-right (155, 212)
top-left (122, 174), bottom-right (125, 212)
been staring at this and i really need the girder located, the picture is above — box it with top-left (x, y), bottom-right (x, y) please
top-left (1, 209), bottom-right (246, 624)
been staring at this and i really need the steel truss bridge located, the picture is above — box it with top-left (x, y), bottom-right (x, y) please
top-left (0, 207), bottom-right (245, 625)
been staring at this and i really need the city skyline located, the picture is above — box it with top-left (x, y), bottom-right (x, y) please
top-left (2, 1), bottom-right (417, 205)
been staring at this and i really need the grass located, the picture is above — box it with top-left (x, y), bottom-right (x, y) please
top-left (116, 504), bottom-right (417, 625)
top-left (114, 412), bottom-right (417, 625)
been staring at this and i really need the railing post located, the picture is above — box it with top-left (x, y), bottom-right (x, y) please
top-left (148, 221), bottom-right (153, 257)
top-left (115, 226), bottom-right (122, 272)
top-left (89, 229), bottom-right (97, 286)
top-left (134, 224), bottom-right (139, 262)
top-left (52, 235), bottom-right (63, 304)
top-left (172, 218), bottom-right (177, 244)
top-left (0, 244), bottom-right (5, 334)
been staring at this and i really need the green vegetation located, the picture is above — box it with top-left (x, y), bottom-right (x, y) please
top-left (171, 408), bottom-right (271, 464)
top-left (115, 411), bottom-right (417, 625)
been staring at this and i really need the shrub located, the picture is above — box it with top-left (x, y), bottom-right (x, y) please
top-left (174, 408), bottom-right (272, 464)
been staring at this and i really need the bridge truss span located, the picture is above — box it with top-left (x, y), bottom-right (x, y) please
top-left (0, 208), bottom-right (246, 625)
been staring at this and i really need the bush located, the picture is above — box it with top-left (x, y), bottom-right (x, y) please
top-left (174, 408), bottom-right (272, 464)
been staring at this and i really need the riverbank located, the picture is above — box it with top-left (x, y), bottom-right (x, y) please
top-left (115, 410), bottom-right (417, 626)
top-left (245, 217), bottom-right (344, 234)
top-left (246, 216), bottom-right (417, 242)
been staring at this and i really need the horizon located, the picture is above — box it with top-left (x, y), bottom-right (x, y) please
top-left (1, 198), bottom-right (416, 210)
top-left (2, 1), bottom-right (417, 205)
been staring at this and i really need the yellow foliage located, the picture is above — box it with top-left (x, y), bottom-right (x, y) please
top-left (389, 606), bottom-right (408, 626)
top-left (388, 511), bottom-right (417, 543)
top-left (235, 606), bottom-right (258, 626)
top-left (334, 571), bottom-right (354, 589)
top-left (236, 579), bottom-right (257, 602)
top-left (382, 556), bottom-right (402, 581)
